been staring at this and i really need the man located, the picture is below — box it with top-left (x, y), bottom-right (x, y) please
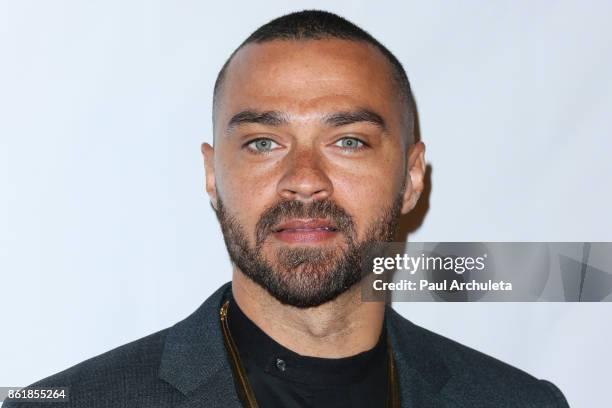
top-left (4, 10), bottom-right (569, 408)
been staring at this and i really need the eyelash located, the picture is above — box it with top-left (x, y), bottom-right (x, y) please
top-left (243, 138), bottom-right (280, 154)
top-left (333, 136), bottom-right (369, 152)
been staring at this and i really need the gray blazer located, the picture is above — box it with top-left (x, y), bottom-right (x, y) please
top-left (3, 282), bottom-right (569, 407)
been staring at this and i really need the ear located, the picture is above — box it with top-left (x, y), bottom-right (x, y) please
top-left (201, 142), bottom-right (218, 210)
top-left (401, 141), bottom-right (426, 214)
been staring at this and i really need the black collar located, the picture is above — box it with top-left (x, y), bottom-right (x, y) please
top-left (226, 292), bottom-right (388, 386)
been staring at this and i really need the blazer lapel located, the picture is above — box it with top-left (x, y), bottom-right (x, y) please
top-left (385, 306), bottom-right (462, 407)
top-left (158, 282), bottom-right (243, 408)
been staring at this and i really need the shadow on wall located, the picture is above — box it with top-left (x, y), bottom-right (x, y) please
top-left (397, 95), bottom-right (432, 242)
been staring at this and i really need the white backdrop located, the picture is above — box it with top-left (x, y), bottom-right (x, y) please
top-left (1, 1), bottom-right (611, 406)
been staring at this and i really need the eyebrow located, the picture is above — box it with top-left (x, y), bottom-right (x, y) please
top-left (226, 110), bottom-right (288, 133)
top-left (225, 108), bottom-right (387, 134)
top-left (323, 109), bottom-right (387, 131)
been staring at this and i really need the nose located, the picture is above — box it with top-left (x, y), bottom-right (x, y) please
top-left (276, 148), bottom-right (333, 202)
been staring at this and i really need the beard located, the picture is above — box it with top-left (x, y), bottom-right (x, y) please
top-left (214, 190), bottom-right (404, 308)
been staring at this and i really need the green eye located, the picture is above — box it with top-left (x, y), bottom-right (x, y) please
top-left (247, 138), bottom-right (279, 153)
top-left (335, 137), bottom-right (364, 149)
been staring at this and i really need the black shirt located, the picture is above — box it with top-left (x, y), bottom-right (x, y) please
top-left (226, 296), bottom-right (389, 408)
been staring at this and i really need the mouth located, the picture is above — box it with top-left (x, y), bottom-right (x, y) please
top-left (271, 218), bottom-right (340, 244)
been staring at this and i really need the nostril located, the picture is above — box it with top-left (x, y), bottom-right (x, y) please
top-left (276, 166), bottom-right (334, 201)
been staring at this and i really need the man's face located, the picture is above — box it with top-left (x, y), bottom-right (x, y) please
top-left (203, 39), bottom-right (425, 307)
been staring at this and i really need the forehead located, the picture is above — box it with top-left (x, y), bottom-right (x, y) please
top-left (215, 39), bottom-right (402, 129)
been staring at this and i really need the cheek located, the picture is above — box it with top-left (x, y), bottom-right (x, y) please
top-left (331, 159), bottom-right (404, 235)
top-left (216, 142), bottom-right (280, 193)
top-left (216, 157), bottom-right (280, 233)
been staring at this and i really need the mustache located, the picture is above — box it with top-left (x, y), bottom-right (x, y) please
top-left (255, 199), bottom-right (355, 246)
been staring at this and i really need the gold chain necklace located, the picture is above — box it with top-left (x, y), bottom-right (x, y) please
top-left (220, 300), bottom-right (401, 407)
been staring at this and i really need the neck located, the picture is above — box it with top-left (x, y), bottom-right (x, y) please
top-left (231, 269), bottom-right (386, 359)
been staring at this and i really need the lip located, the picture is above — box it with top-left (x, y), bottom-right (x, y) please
top-left (271, 218), bottom-right (339, 244)
top-left (272, 218), bottom-right (338, 232)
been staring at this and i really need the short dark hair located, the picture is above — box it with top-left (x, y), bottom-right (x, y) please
top-left (213, 10), bottom-right (414, 139)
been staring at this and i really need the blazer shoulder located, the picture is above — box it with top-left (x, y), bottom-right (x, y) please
top-left (386, 307), bottom-right (570, 407)
top-left (3, 283), bottom-right (234, 408)
top-left (2, 328), bottom-right (175, 408)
